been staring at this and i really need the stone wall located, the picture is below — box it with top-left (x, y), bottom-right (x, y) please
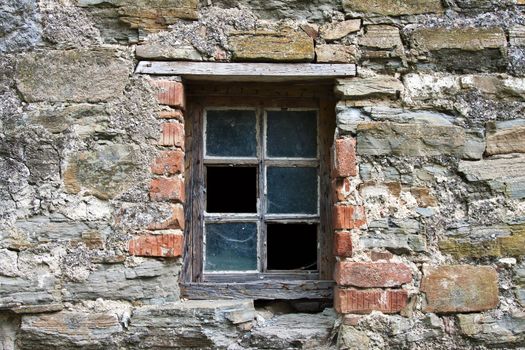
top-left (1, 0), bottom-right (525, 349)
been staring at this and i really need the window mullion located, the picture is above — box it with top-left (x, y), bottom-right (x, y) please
top-left (258, 107), bottom-right (267, 273)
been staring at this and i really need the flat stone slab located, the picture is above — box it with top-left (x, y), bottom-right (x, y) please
top-left (229, 28), bottom-right (314, 62)
top-left (127, 300), bottom-right (254, 348)
top-left (336, 76), bottom-right (404, 99)
top-left (16, 49), bottom-right (129, 103)
top-left (412, 27), bottom-right (507, 51)
top-left (356, 122), bottom-right (484, 159)
top-left (459, 154), bottom-right (525, 199)
top-left (486, 119), bottom-right (525, 156)
top-left (421, 265), bottom-right (499, 313)
top-left (343, 0), bottom-right (443, 16)
top-left (18, 311), bottom-right (122, 350)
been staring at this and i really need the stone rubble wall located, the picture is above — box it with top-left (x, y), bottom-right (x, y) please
top-left (0, 0), bottom-right (525, 349)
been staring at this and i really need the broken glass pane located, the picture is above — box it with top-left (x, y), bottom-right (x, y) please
top-left (206, 110), bottom-right (257, 157)
top-left (205, 222), bottom-right (257, 271)
top-left (206, 166), bottom-right (257, 213)
top-left (267, 167), bottom-right (318, 214)
top-left (267, 223), bottom-right (317, 271)
top-left (266, 110), bottom-right (317, 158)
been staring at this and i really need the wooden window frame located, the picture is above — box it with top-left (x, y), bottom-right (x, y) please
top-left (181, 82), bottom-right (336, 300)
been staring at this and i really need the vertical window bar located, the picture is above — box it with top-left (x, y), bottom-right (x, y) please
top-left (259, 107), bottom-right (267, 273)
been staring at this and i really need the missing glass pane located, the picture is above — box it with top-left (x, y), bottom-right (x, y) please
top-left (206, 166), bottom-right (257, 213)
top-left (206, 110), bottom-right (257, 157)
top-left (205, 222), bottom-right (257, 271)
top-left (267, 223), bottom-right (317, 271)
top-left (266, 110), bottom-right (317, 158)
top-left (267, 167), bottom-right (318, 214)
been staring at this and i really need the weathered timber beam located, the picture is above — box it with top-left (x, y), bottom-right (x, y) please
top-left (181, 280), bottom-right (335, 300)
top-left (135, 62), bottom-right (356, 81)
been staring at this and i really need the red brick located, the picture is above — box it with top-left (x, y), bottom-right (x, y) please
top-left (334, 287), bottom-right (408, 314)
top-left (334, 231), bottom-right (353, 257)
top-left (148, 204), bottom-right (185, 230)
top-left (158, 109), bottom-right (184, 121)
top-left (333, 205), bottom-right (367, 230)
top-left (159, 122), bottom-right (184, 148)
top-left (370, 251), bottom-right (394, 261)
top-left (128, 232), bottom-right (183, 258)
top-left (421, 265), bottom-right (499, 313)
top-left (333, 178), bottom-right (351, 202)
top-left (151, 80), bottom-right (185, 108)
top-left (151, 150), bottom-right (184, 176)
top-left (334, 138), bottom-right (357, 178)
top-left (335, 262), bottom-right (412, 288)
top-left (150, 177), bottom-right (185, 203)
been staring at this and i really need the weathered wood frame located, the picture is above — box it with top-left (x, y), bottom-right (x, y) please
top-left (182, 82), bottom-right (336, 300)
top-left (136, 62), bottom-right (356, 81)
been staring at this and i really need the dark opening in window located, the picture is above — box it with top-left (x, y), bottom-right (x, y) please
top-left (267, 223), bottom-right (318, 271)
top-left (206, 166), bottom-right (257, 213)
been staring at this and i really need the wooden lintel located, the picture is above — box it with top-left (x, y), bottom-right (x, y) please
top-left (135, 61), bottom-right (356, 81)
top-left (181, 280), bottom-right (335, 300)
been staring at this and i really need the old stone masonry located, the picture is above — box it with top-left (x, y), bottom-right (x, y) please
top-left (1, 0), bottom-right (525, 349)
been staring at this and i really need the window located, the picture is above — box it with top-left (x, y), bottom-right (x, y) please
top-left (182, 82), bottom-right (335, 300)
top-left (204, 108), bottom-right (319, 274)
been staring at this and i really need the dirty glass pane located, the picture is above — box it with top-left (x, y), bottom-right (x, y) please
top-left (267, 167), bottom-right (318, 214)
top-left (206, 110), bottom-right (256, 157)
top-left (205, 223), bottom-right (257, 271)
top-left (266, 111), bottom-right (317, 158)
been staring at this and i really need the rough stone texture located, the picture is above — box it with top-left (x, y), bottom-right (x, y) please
top-left (356, 122), bottom-right (483, 159)
top-left (412, 27), bottom-right (507, 52)
top-left (360, 219), bottom-right (427, 254)
top-left (316, 44), bottom-right (358, 63)
top-left (247, 309), bottom-right (337, 349)
top-left (458, 312), bottom-right (525, 346)
top-left (516, 263), bottom-right (525, 306)
top-left (205, 0), bottom-right (340, 22)
top-left (229, 28), bottom-right (314, 62)
top-left (342, 0), bottom-right (443, 16)
top-left (359, 25), bottom-right (406, 71)
top-left (439, 224), bottom-right (525, 258)
top-left (336, 76), bottom-right (404, 100)
top-left (18, 311), bottom-right (123, 350)
top-left (421, 265), bottom-right (499, 313)
top-left (16, 49), bottom-right (130, 103)
top-left (79, 0), bottom-right (199, 35)
top-left (411, 27), bottom-right (508, 72)
top-left (486, 119), bottom-right (525, 155)
top-left (2, 0), bottom-right (525, 348)
top-left (136, 44), bottom-right (203, 61)
top-left (0, 1), bottom-right (42, 53)
top-left (459, 154), bottom-right (525, 199)
top-left (0, 312), bottom-right (20, 350)
top-left (127, 300), bottom-right (254, 348)
top-left (320, 19), bottom-right (361, 41)
top-left (338, 325), bottom-right (370, 350)
top-left (62, 259), bottom-right (180, 304)
top-left (510, 25), bottom-right (525, 46)
top-left (64, 144), bottom-right (144, 200)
